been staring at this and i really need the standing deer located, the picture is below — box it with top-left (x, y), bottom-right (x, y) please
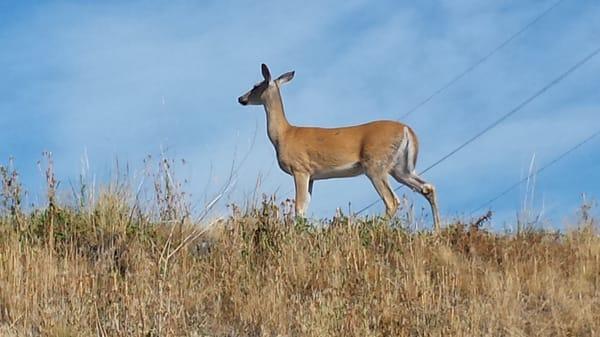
top-left (238, 64), bottom-right (441, 230)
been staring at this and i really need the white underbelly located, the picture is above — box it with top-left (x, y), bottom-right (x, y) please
top-left (312, 162), bottom-right (364, 180)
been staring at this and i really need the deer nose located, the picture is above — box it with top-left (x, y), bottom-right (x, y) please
top-left (238, 96), bottom-right (247, 105)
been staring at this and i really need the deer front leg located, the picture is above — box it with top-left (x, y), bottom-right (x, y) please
top-left (293, 172), bottom-right (311, 217)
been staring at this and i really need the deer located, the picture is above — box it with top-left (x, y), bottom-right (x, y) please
top-left (238, 64), bottom-right (441, 230)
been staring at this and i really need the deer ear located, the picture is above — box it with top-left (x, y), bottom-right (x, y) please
top-left (261, 64), bottom-right (272, 82)
top-left (275, 71), bottom-right (295, 86)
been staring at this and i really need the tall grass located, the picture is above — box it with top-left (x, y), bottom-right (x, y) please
top-left (0, 157), bottom-right (598, 337)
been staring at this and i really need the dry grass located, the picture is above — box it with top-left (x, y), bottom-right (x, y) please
top-left (0, 159), bottom-right (599, 336)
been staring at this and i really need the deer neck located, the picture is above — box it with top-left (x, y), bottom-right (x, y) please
top-left (262, 88), bottom-right (291, 147)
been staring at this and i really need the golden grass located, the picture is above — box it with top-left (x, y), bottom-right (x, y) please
top-left (0, 159), bottom-right (598, 336)
top-left (0, 196), bottom-right (598, 337)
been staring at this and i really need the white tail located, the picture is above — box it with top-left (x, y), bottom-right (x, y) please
top-left (238, 64), bottom-right (441, 230)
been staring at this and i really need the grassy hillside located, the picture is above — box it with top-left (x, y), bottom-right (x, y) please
top-left (0, 159), bottom-right (598, 336)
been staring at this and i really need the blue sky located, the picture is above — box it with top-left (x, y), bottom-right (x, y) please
top-left (1, 0), bottom-right (599, 229)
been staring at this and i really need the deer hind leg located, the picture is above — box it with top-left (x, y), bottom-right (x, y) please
top-left (366, 171), bottom-right (399, 218)
top-left (391, 167), bottom-right (441, 231)
top-left (389, 129), bottom-right (441, 230)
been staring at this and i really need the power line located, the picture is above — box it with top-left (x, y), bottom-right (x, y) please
top-left (470, 128), bottom-right (600, 214)
top-left (399, 0), bottom-right (565, 120)
top-left (355, 45), bottom-right (600, 215)
top-left (283, 1), bottom-right (564, 206)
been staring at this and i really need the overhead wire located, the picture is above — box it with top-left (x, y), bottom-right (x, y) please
top-left (470, 128), bottom-right (600, 214)
top-left (353, 0), bottom-right (568, 214)
top-left (355, 45), bottom-right (600, 215)
top-left (398, 0), bottom-right (565, 120)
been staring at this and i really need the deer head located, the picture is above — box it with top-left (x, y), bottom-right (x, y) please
top-left (238, 64), bottom-right (294, 106)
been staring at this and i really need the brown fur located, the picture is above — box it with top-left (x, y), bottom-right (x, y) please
top-left (239, 64), bottom-right (441, 230)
